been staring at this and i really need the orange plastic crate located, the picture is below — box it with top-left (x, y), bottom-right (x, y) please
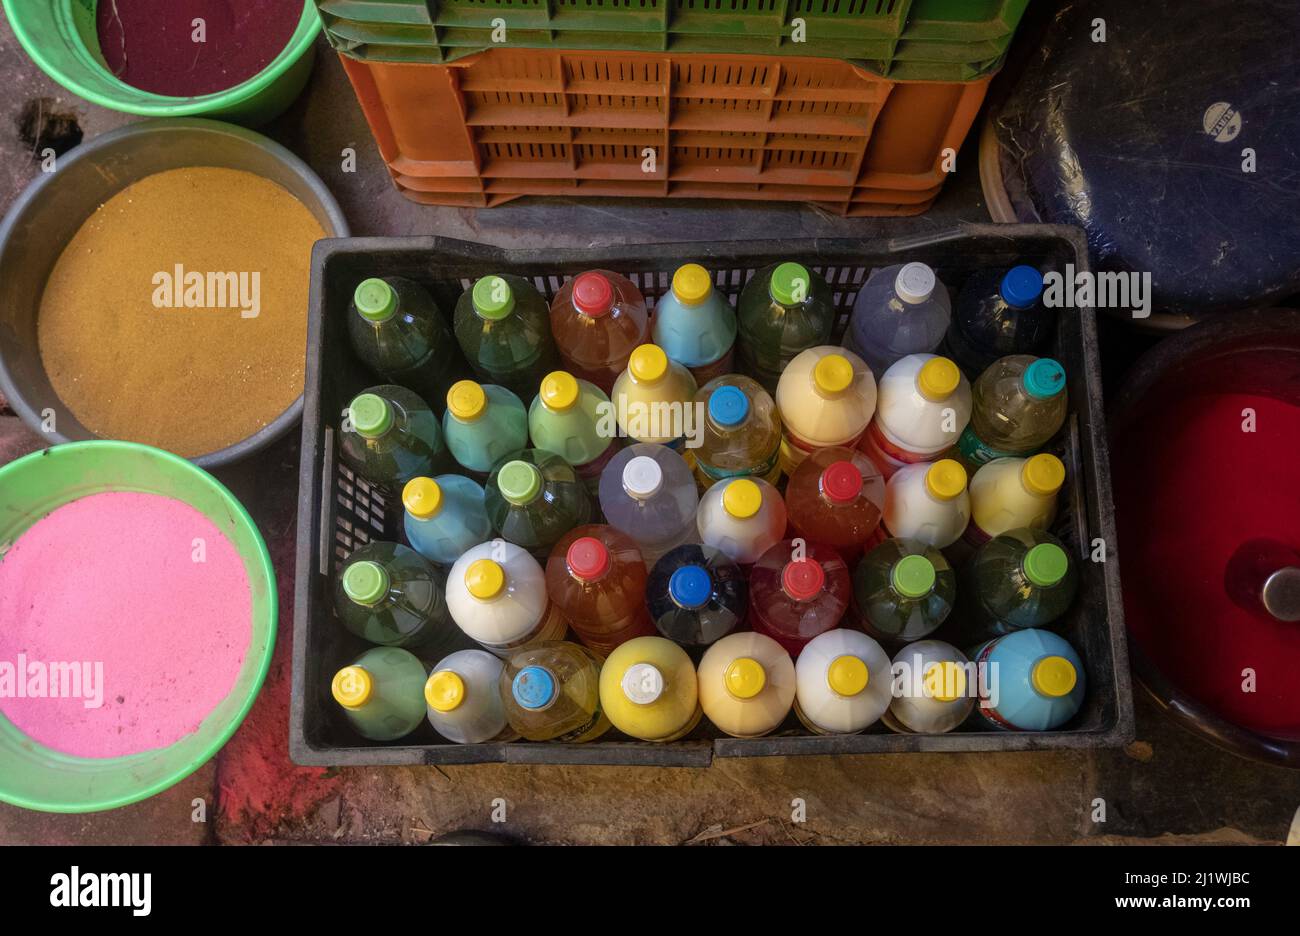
top-left (341, 49), bottom-right (990, 215)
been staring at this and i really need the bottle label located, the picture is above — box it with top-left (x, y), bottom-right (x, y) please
top-left (553, 701), bottom-right (607, 743)
top-left (971, 639), bottom-right (1020, 731)
top-left (956, 425), bottom-right (1017, 467)
top-left (864, 420), bottom-right (934, 468)
top-left (697, 445), bottom-right (780, 483)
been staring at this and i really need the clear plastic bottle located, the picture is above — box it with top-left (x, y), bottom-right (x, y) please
top-left (442, 380), bottom-right (529, 478)
top-left (956, 356), bottom-right (1068, 468)
top-left (883, 640), bottom-right (975, 734)
top-left (646, 544), bottom-right (748, 654)
top-left (528, 370), bottom-right (618, 490)
top-left (501, 641), bottom-right (611, 742)
top-left (485, 451), bottom-right (593, 560)
top-left (696, 477), bottom-right (787, 565)
top-left (545, 526), bottom-right (655, 654)
top-left (944, 265), bottom-right (1051, 376)
top-left (335, 542), bottom-right (461, 654)
top-left (550, 270), bottom-right (649, 394)
top-left (852, 538), bottom-right (955, 644)
top-left (610, 344), bottom-right (698, 447)
top-left (402, 475), bottom-right (493, 566)
top-left (747, 540), bottom-right (852, 657)
top-left (331, 647), bottom-right (428, 742)
top-left (339, 385), bottom-right (453, 491)
top-left (844, 262), bottom-right (952, 376)
top-left (963, 529), bottom-right (1078, 640)
top-left (693, 374), bottom-right (783, 490)
top-left (454, 274), bottom-right (560, 400)
top-left (858, 354), bottom-right (971, 478)
top-left (882, 459), bottom-right (971, 549)
top-left (697, 632), bottom-right (796, 738)
top-left (424, 649), bottom-right (518, 744)
top-left (599, 443), bottom-right (699, 565)
top-left (446, 541), bottom-right (569, 656)
top-left (970, 629), bottom-right (1085, 731)
top-left (967, 454), bottom-right (1066, 545)
top-left (794, 629), bottom-right (893, 735)
top-left (736, 262), bottom-right (835, 393)
top-left (775, 346), bottom-right (877, 475)
top-left (785, 447), bottom-right (887, 562)
top-left (599, 636), bottom-right (702, 742)
top-left (652, 263), bottom-right (737, 385)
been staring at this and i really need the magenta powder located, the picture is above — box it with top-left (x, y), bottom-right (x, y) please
top-left (97, 0), bottom-right (304, 97)
top-left (0, 491), bottom-right (252, 758)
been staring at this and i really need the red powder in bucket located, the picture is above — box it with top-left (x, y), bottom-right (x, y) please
top-left (0, 491), bottom-right (252, 758)
top-left (97, 0), bottom-right (304, 97)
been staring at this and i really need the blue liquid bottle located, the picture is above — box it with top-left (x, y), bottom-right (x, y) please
top-left (970, 628), bottom-right (1085, 731)
top-left (944, 265), bottom-right (1051, 376)
top-left (646, 543), bottom-right (748, 655)
top-left (402, 475), bottom-right (493, 566)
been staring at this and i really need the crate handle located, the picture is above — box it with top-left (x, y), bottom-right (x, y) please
top-left (319, 426), bottom-right (336, 577)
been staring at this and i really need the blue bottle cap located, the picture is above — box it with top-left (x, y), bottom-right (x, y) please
top-left (1023, 358), bottom-right (1066, 400)
top-left (511, 666), bottom-right (556, 710)
top-left (708, 386), bottom-right (750, 427)
top-left (669, 565), bottom-right (713, 610)
top-left (1000, 265), bottom-right (1044, 309)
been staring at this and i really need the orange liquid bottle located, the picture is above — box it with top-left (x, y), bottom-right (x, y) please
top-left (550, 271), bottom-right (649, 394)
top-left (545, 525), bottom-right (656, 655)
top-left (785, 446), bottom-right (888, 563)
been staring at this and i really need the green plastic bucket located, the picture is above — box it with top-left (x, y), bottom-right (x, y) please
top-left (2, 0), bottom-right (321, 126)
top-left (0, 441), bottom-right (277, 813)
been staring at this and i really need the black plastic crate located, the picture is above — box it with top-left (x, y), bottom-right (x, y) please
top-left (290, 225), bottom-right (1134, 766)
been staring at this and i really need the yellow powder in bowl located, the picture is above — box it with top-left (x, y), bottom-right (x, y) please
top-left (38, 166), bottom-right (326, 458)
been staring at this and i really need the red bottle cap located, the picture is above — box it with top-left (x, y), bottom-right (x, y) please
top-left (567, 536), bottom-right (611, 581)
top-left (782, 559), bottom-right (826, 601)
top-left (821, 461), bottom-right (863, 504)
top-left (572, 273), bottom-right (614, 317)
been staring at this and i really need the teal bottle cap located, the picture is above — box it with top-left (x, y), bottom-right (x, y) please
top-left (769, 262), bottom-right (810, 306)
top-left (342, 560), bottom-right (389, 606)
top-left (512, 666), bottom-right (557, 710)
top-left (354, 278), bottom-right (397, 322)
top-left (349, 393), bottom-right (393, 438)
top-left (472, 275), bottom-right (516, 320)
top-left (1024, 542), bottom-right (1070, 587)
top-left (497, 460), bottom-right (542, 505)
top-left (891, 554), bottom-right (937, 599)
top-left (1024, 358), bottom-right (1066, 400)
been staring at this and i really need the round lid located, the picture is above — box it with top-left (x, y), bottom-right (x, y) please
top-left (708, 385), bottom-right (750, 427)
top-left (512, 666), bottom-right (557, 710)
top-left (629, 344), bottom-right (669, 382)
top-left (669, 565), bottom-right (712, 610)
top-left (827, 654), bottom-right (870, 697)
top-left (924, 459), bottom-right (967, 501)
top-left (572, 272), bottom-right (614, 317)
top-left (895, 262), bottom-right (937, 304)
top-left (917, 357), bottom-right (961, 401)
top-left (891, 554), bottom-right (937, 599)
top-left (354, 278), bottom-right (397, 322)
top-left (813, 354), bottom-right (854, 395)
top-left (1000, 265), bottom-right (1044, 308)
top-left (403, 476), bottom-right (443, 520)
top-left (425, 670), bottom-right (466, 713)
top-left (1031, 655), bottom-right (1078, 698)
top-left (349, 393), bottom-right (392, 438)
top-left (447, 380), bottom-right (487, 421)
top-left (567, 536), bottom-right (611, 581)
top-left (472, 275), bottom-right (516, 320)
top-left (464, 558), bottom-right (506, 601)
top-left (1023, 542), bottom-right (1070, 587)
top-left (622, 455), bottom-right (664, 499)
top-left (821, 460), bottom-right (863, 504)
top-left (332, 666), bottom-right (372, 708)
top-left (342, 560), bottom-right (389, 606)
top-left (672, 263), bottom-right (713, 305)
top-left (724, 657), bottom-right (767, 700)
top-left (769, 262), bottom-right (810, 306)
top-left (497, 460), bottom-right (542, 505)
top-left (1263, 567), bottom-right (1300, 622)
top-left (782, 559), bottom-right (825, 601)
top-left (1024, 358), bottom-right (1067, 399)
top-left (722, 478), bottom-right (763, 519)
top-left (540, 371), bottom-right (579, 411)
top-left (621, 663), bottom-right (666, 705)
top-left (1022, 453), bottom-right (1066, 496)
top-left (923, 661), bottom-right (966, 703)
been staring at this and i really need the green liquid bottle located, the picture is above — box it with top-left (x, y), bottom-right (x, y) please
top-left (957, 356), bottom-right (1068, 469)
top-left (736, 262), bottom-right (835, 394)
top-left (501, 641), bottom-right (611, 742)
top-left (485, 450), bottom-right (593, 561)
top-left (962, 528), bottom-right (1079, 641)
top-left (335, 541), bottom-right (463, 654)
top-left (454, 274), bottom-right (561, 400)
top-left (852, 538), bottom-right (956, 645)
top-left (331, 647), bottom-right (428, 741)
top-left (339, 385), bottom-right (452, 491)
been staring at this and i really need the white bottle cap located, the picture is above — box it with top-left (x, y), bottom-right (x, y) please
top-left (895, 262), bottom-right (936, 304)
top-left (622, 456), bottom-right (664, 500)
top-left (622, 663), bottom-right (665, 705)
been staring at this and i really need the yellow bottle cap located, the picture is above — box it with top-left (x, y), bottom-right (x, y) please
top-left (923, 661), bottom-right (966, 703)
top-left (447, 380), bottom-right (487, 421)
top-left (425, 670), bottom-right (466, 713)
top-left (672, 263), bottom-right (713, 306)
top-left (813, 353), bottom-right (854, 395)
top-left (925, 459), bottom-right (967, 501)
top-left (1032, 656), bottom-right (1078, 698)
top-left (402, 476), bottom-right (443, 519)
top-left (1022, 453), bottom-right (1066, 496)
top-left (629, 344), bottom-right (669, 383)
top-left (725, 657), bottom-right (767, 700)
top-left (827, 654), bottom-right (869, 697)
top-left (331, 666), bottom-right (373, 709)
top-left (917, 357), bottom-right (961, 401)
top-left (465, 558), bottom-right (506, 601)
top-left (540, 371), bottom-right (579, 411)
top-left (722, 478), bottom-right (763, 520)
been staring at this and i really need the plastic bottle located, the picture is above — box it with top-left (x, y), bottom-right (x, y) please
top-left (454, 274), bottom-right (560, 400)
top-left (550, 270), bottom-right (649, 394)
top-left (348, 275), bottom-right (463, 409)
top-left (501, 641), bottom-right (610, 742)
top-left (528, 370), bottom-right (618, 489)
top-left (652, 263), bottom-right (737, 385)
top-left (785, 447), bottom-right (887, 562)
top-left (446, 541), bottom-right (569, 656)
top-left (794, 629), bottom-right (893, 734)
top-left (610, 344), bottom-right (698, 447)
top-left (858, 354), bottom-right (971, 479)
top-left (883, 640), bottom-right (975, 733)
top-left (944, 265), bottom-right (1051, 375)
top-left (402, 475), bottom-right (493, 566)
top-left (441, 380), bottom-right (529, 478)
top-left (335, 542), bottom-right (461, 653)
top-left (964, 529), bottom-right (1078, 639)
top-left (545, 526), bottom-right (655, 654)
top-left (966, 454), bottom-right (1066, 545)
top-left (598, 443), bottom-right (699, 565)
top-left (747, 540), bottom-right (852, 656)
top-left (692, 374), bottom-right (783, 490)
top-left (485, 451), bottom-right (594, 560)
top-left (882, 459), bottom-right (971, 549)
top-left (331, 647), bottom-right (428, 742)
top-left (852, 538), bottom-right (956, 644)
top-left (696, 477), bottom-right (787, 565)
top-left (646, 544), bottom-right (748, 653)
top-left (844, 262), bottom-right (952, 375)
top-left (775, 346), bottom-right (877, 475)
top-left (970, 629), bottom-right (1085, 731)
top-left (424, 649), bottom-right (517, 744)
top-left (339, 385), bottom-right (452, 491)
top-left (697, 632), bottom-right (796, 738)
top-left (956, 356), bottom-right (1068, 468)
top-left (736, 262), bottom-right (835, 393)
top-left (599, 636), bottom-right (702, 742)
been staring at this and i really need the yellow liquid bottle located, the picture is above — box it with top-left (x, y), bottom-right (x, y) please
top-left (599, 636), bottom-right (702, 742)
top-left (967, 453), bottom-right (1065, 545)
top-left (611, 344), bottom-right (698, 446)
top-left (501, 640), bottom-right (611, 742)
top-left (697, 632), bottom-right (796, 738)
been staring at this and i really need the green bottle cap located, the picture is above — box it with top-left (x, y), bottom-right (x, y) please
top-left (349, 393), bottom-right (393, 438)
top-left (472, 275), bottom-right (516, 321)
top-left (343, 560), bottom-right (389, 606)
top-left (497, 460), bottom-right (542, 505)
top-left (354, 278), bottom-right (397, 322)
top-left (1024, 543), bottom-right (1069, 587)
top-left (770, 262), bottom-right (811, 306)
top-left (891, 554), bottom-right (937, 599)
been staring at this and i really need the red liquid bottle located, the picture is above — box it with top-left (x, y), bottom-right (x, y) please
top-left (747, 540), bottom-right (852, 656)
top-left (545, 525), bottom-right (656, 655)
top-left (550, 271), bottom-right (649, 394)
top-left (785, 446), bottom-right (888, 564)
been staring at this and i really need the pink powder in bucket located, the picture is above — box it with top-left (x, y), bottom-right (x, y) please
top-left (0, 491), bottom-right (252, 758)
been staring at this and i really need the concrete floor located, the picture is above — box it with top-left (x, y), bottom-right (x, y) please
top-left (2, 19), bottom-right (1298, 846)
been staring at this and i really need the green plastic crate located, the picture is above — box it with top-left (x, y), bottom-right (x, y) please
top-left (314, 0), bottom-right (1029, 81)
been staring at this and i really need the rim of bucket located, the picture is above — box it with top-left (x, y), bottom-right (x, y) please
top-left (2, 0), bottom-right (320, 117)
top-left (0, 440), bottom-right (278, 812)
